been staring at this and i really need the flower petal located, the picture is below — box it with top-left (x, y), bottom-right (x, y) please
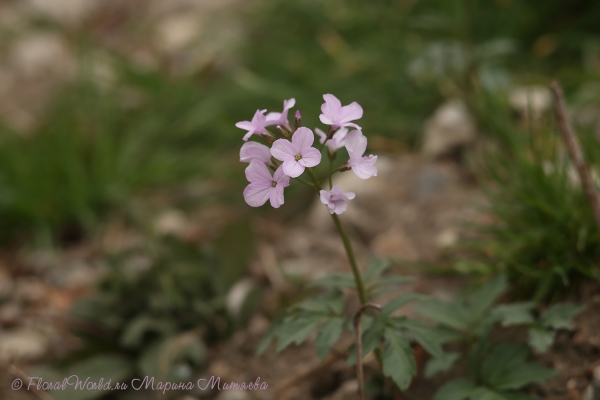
top-left (269, 185), bottom-right (285, 208)
top-left (282, 160), bottom-right (305, 178)
top-left (344, 191), bottom-right (356, 200)
top-left (351, 155), bottom-right (378, 179)
top-left (319, 190), bottom-right (330, 205)
top-left (339, 102), bottom-right (363, 123)
top-left (240, 142), bottom-right (272, 164)
top-left (265, 112), bottom-right (282, 123)
top-left (345, 130), bottom-right (367, 156)
top-left (270, 139), bottom-right (297, 162)
top-left (332, 201), bottom-right (348, 215)
top-left (315, 128), bottom-right (327, 144)
top-left (235, 121), bottom-right (254, 131)
top-left (299, 147), bottom-right (322, 168)
top-left (291, 127), bottom-right (314, 149)
top-left (321, 94), bottom-right (342, 120)
top-left (340, 121), bottom-right (362, 130)
top-left (245, 159), bottom-right (272, 183)
top-left (273, 165), bottom-right (291, 187)
top-left (243, 182), bottom-right (272, 207)
top-left (319, 114), bottom-right (334, 125)
top-left (283, 98), bottom-right (296, 110)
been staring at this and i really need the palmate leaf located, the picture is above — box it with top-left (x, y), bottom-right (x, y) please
top-left (481, 343), bottom-right (556, 390)
top-left (315, 317), bottom-right (346, 361)
top-left (425, 352), bottom-right (460, 378)
top-left (468, 274), bottom-right (508, 321)
top-left (433, 379), bottom-right (477, 400)
top-left (311, 273), bottom-right (356, 289)
top-left (347, 314), bottom-right (386, 366)
top-left (276, 314), bottom-right (325, 352)
top-left (540, 303), bottom-right (584, 330)
top-left (381, 293), bottom-right (426, 315)
top-left (528, 327), bottom-right (555, 353)
top-left (382, 327), bottom-right (417, 390)
top-left (492, 302), bottom-right (536, 326)
top-left (415, 300), bottom-right (470, 331)
top-left (394, 318), bottom-right (445, 359)
top-left (364, 258), bottom-right (391, 282)
top-left (433, 381), bottom-right (538, 400)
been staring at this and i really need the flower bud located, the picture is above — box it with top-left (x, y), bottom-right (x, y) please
top-left (262, 130), bottom-right (276, 145)
top-left (277, 125), bottom-right (291, 139)
top-left (294, 110), bottom-right (302, 130)
top-left (338, 163), bottom-right (351, 173)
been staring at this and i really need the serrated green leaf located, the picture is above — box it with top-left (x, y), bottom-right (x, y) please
top-left (256, 320), bottom-right (281, 356)
top-left (382, 293), bottom-right (426, 315)
top-left (468, 274), bottom-right (508, 321)
top-left (481, 344), bottom-right (556, 391)
top-left (528, 327), bottom-right (555, 353)
top-left (276, 315), bottom-right (324, 352)
top-left (489, 362), bottom-right (557, 390)
top-left (120, 315), bottom-right (175, 348)
top-left (382, 328), bottom-right (417, 390)
top-left (397, 319), bottom-right (445, 359)
top-left (492, 302), bottom-right (536, 327)
top-left (425, 352), bottom-right (461, 378)
top-left (311, 273), bottom-right (356, 289)
top-left (481, 343), bottom-right (529, 385)
top-left (364, 258), bottom-right (391, 281)
top-left (315, 317), bottom-right (345, 361)
top-left (415, 301), bottom-right (469, 331)
top-left (362, 316), bottom-right (386, 353)
top-left (433, 379), bottom-right (476, 400)
top-left (469, 387), bottom-right (510, 400)
top-left (541, 303), bottom-right (584, 330)
top-left (370, 275), bottom-right (417, 289)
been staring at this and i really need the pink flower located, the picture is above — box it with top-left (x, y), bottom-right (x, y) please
top-left (315, 127), bottom-right (348, 152)
top-left (320, 185), bottom-right (355, 215)
top-left (243, 160), bottom-right (290, 208)
top-left (266, 98), bottom-right (296, 128)
top-left (236, 109), bottom-right (269, 141)
top-left (345, 130), bottom-right (378, 179)
top-left (319, 94), bottom-right (363, 130)
top-left (240, 142), bottom-right (272, 165)
top-left (270, 127), bottom-right (322, 178)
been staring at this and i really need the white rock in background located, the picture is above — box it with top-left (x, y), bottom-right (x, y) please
top-left (421, 99), bottom-right (476, 158)
top-left (226, 278), bottom-right (256, 317)
top-left (25, 0), bottom-right (97, 27)
top-left (9, 33), bottom-right (75, 78)
top-left (0, 329), bottom-right (48, 363)
top-left (509, 85), bottom-right (552, 119)
top-left (155, 13), bottom-right (203, 53)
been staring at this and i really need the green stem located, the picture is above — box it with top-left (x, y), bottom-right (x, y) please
top-left (305, 168), bottom-right (368, 305)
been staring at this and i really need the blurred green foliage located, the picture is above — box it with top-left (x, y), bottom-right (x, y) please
top-left (466, 93), bottom-right (600, 299)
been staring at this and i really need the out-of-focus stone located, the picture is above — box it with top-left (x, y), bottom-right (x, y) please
top-left (14, 278), bottom-right (47, 304)
top-left (371, 226), bottom-right (420, 261)
top-left (155, 13), bottom-right (203, 53)
top-left (0, 329), bottom-right (48, 363)
top-left (0, 269), bottom-right (13, 300)
top-left (154, 210), bottom-right (188, 237)
top-left (9, 33), bottom-right (75, 78)
top-left (25, 0), bottom-right (97, 27)
top-left (421, 99), bottom-right (476, 158)
top-left (435, 229), bottom-right (458, 248)
top-left (226, 278), bottom-right (256, 317)
top-left (509, 85), bottom-right (552, 120)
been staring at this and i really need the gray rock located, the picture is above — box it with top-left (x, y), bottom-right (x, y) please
top-left (421, 99), bottom-right (476, 158)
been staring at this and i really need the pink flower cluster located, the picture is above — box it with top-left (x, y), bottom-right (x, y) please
top-left (236, 95), bottom-right (378, 213)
